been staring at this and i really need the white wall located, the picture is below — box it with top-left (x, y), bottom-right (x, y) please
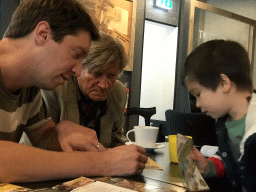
top-left (139, 20), bottom-right (178, 124)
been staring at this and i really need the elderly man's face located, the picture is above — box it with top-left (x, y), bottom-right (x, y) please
top-left (77, 63), bottom-right (120, 101)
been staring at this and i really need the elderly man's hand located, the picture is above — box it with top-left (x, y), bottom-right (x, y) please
top-left (56, 120), bottom-right (106, 152)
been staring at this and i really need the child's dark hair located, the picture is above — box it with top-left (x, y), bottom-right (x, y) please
top-left (183, 40), bottom-right (253, 93)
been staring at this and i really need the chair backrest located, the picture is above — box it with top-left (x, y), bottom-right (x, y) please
top-left (150, 119), bottom-right (167, 142)
top-left (165, 110), bottom-right (217, 147)
top-left (126, 107), bottom-right (156, 126)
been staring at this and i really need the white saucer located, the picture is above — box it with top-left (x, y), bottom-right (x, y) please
top-left (125, 142), bottom-right (165, 150)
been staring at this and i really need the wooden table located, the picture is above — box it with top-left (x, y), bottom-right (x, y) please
top-left (17, 142), bottom-right (188, 192)
top-left (142, 142), bottom-right (186, 188)
top-left (126, 142), bottom-right (188, 191)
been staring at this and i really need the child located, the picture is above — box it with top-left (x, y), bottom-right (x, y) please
top-left (183, 40), bottom-right (256, 192)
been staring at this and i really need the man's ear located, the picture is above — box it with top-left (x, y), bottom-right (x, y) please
top-left (220, 74), bottom-right (232, 93)
top-left (34, 21), bottom-right (52, 45)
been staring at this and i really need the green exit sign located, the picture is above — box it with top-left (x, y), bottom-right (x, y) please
top-left (156, 0), bottom-right (172, 10)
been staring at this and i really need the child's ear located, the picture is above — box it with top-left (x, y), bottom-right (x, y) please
top-left (220, 74), bottom-right (232, 93)
top-left (34, 21), bottom-right (52, 45)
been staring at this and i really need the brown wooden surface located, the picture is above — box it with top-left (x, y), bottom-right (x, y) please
top-left (142, 142), bottom-right (187, 188)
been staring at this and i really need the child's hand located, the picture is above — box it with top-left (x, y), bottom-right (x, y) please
top-left (190, 147), bottom-right (209, 176)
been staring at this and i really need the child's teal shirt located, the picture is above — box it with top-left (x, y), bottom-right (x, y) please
top-left (226, 115), bottom-right (246, 162)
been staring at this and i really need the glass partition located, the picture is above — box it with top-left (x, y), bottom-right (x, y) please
top-left (193, 7), bottom-right (251, 51)
top-left (188, 0), bottom-right (256, 75)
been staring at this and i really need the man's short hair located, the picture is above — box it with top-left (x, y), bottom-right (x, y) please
top-left (4, 0), bottom-right (100, 42)
top-left (83, 31), bottom-right (127, 75)
top-left (184, 40), bottom-right (253, 93)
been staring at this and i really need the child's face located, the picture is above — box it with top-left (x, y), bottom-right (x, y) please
top-left (185, 78), bottom-right (231, 120)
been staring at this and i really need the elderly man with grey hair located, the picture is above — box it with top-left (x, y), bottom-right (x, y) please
top-left (41, 31), bottom-right (128, 151)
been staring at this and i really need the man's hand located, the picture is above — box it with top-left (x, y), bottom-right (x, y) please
top-left (101, 144), bottom-right (148, 176)
top-left (56, 120), bottom-right (106, 152)
top-left (190, 147), bottom-right (210, 176)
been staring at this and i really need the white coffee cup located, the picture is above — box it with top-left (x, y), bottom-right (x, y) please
top-left (126, 126), bottom-right (159, 148)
